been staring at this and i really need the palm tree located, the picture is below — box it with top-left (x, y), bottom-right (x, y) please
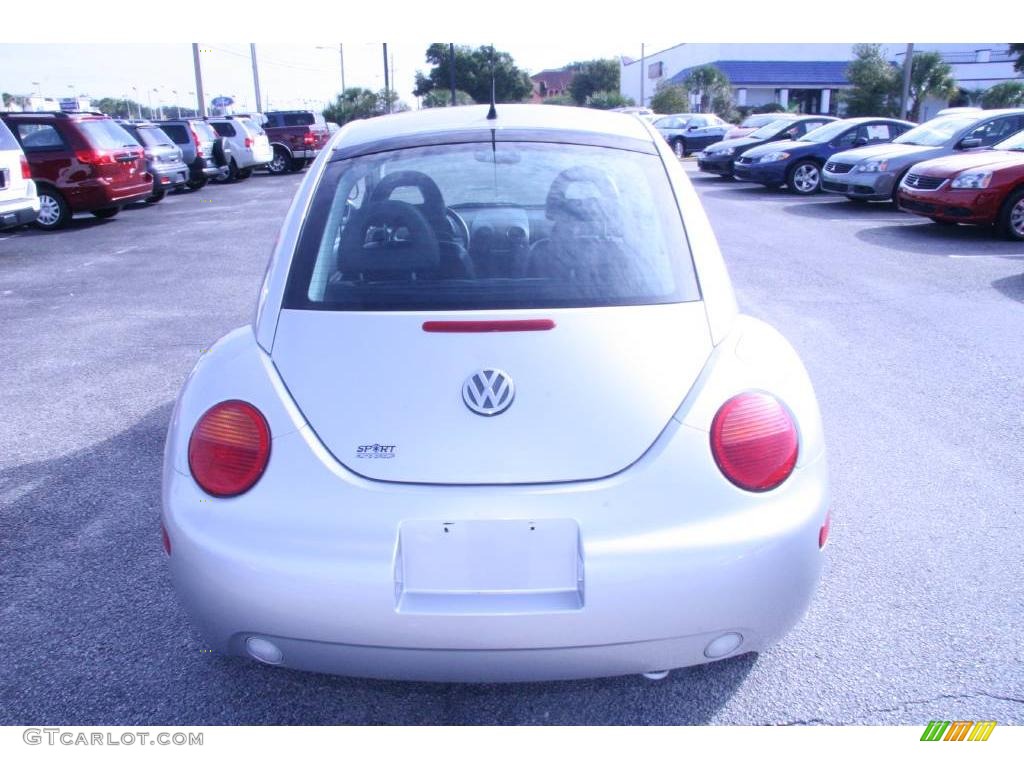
top-left (907, 52), bottom-right (958, 121)
top-left (1009, 44), bottom-right (1024, 73)
top-left (683, 65), bottom-right (731, 113)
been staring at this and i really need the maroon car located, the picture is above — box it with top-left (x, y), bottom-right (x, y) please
top-left (0, 111), bottom-right (152, 230)
top-left (899, 129), bottom-right (1024, 240)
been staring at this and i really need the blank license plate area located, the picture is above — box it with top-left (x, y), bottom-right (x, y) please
top-left (396, 519), bottom-right (583, 614)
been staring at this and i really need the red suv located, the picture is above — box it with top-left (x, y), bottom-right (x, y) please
top-left (0, 111), bottom-right (152, 230)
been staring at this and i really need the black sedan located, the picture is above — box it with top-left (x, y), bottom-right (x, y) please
top-left (697, 115), bottom-right (838, 177)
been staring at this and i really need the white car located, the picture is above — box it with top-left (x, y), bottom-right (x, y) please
top-left (209, 115), bottom-right (273, 181)
top-left (162, 104), bottom-right (830, 682)
top-left (0, 118), bottom-right (39, 229)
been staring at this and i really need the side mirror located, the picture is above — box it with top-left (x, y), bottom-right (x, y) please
top-left (959, 137), bottom-right (983, 149)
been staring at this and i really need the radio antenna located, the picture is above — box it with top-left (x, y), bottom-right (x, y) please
top-left (486, 46), bottom-right (497, 120)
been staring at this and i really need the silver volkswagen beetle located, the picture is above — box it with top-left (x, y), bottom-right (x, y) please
top-left (162, 104), bottom-right (830, 682)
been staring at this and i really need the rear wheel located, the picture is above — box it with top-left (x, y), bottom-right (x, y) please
top-left (672, 137), bottom-right (687, 159)
top-left (215, 159), bottom-right (239, 183)
top-left (267, 148), bottom-right (290, 175)
top-left (145, 187), bottom-right (167, 204)
top-left (289, 157), bottom-right (307, 172)
top-left (997, 188), bottom-right (1024, 241)
top-left (787, 161), bottom-right (821, 195)
top-left (236, 167), bottom-right (253, 179)
top-left (33, 188), bottom-right (71, 230)
top-left (91, 207), bottom-right (120, 220)
top-left (186, 178), bottom-right (207, 191)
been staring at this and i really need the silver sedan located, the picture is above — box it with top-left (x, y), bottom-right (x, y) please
top-left (161, 105), bottom-right (830, 682)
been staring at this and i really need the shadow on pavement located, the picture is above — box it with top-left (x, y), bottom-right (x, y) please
top-left (0, 404), bottom-right (757, 726)
top-left (993, 272), bottom-right (1024, 302)
top-left (854, 221), bottom-right (1016, 255)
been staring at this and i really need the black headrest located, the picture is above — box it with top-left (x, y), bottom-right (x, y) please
top-left (338, 200), bottom-right (440, 274)
top-left (370, 170), bottom-right (447, 232)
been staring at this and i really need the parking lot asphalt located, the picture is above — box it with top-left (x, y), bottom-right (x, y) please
top-left (0, 167), bottom-right (1021, 725)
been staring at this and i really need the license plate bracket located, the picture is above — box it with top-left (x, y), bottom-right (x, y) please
top-left (395, 519), bottom-right (583, 614)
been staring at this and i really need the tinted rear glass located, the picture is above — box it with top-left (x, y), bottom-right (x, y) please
top-left (136, 126), bottom-right (175, 147)
top-left (0, 120), bottom-right (21, 150)
top-left (191, 122), bottom-right (218, 142)
top-left (161, 124), bottom-right (189, 144)
top-left (211, 121), bottom-right (236, 137)
top-left (78, 120), bottom-right (140, 150)
top-left (285, 141), bottom-right (700, 311)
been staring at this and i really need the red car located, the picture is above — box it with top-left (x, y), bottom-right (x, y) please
top-left (898, 129), bottom-right (1024, 240)
top-left (0, 111), bottom-right (152, 230)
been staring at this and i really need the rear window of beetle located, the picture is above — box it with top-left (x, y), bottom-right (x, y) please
top-left (285, 141), bottom-right (700, 311)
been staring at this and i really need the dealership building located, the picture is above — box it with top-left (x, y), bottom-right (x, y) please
top-left (621, 44), bottom-right (1022, 120)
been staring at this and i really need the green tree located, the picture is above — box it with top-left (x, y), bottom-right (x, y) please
top-left (682, 65), bottom-right (732, 114)
top-left (324, 87), bottom-right (406, 126)
top-left (843, 44), bottom-right (901, 117)
top-left (567, 59), bottom-right (620, 105)
top-left (413, 44), bottom-right (533, 105)
top-left (1010, 44), bottom-right (1024, 73)
top-left (981, 81), bottom-right (1024, 108)
top-left (421, 89), bottom-right (475, 108)
top-left (907, 51), bottom-right (957, 121)
top-left (650, 82), bottom-right (689, 114)
top-left (586, 90), bottom-right (633, 110)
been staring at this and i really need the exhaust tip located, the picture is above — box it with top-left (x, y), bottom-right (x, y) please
top-left (246, 636), bottom-right (284, 665)
top-left (642, 670), bottom-right (670, 681)
top-left (704, 632), bottom-right (744, 659)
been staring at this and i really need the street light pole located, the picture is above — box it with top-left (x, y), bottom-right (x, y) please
top-left (383, 43), bottom-right (390, 113)
top-left (339, 44), bottom-right (345, 93)
top-left (900, 43), bottom-right (914, 121)
top-left (250, 43), bottom-right (263, 113)
top-left (192, 43), bottom-right (206, 117)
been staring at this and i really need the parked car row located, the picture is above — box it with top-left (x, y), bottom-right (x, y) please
top-left (0, 108), bottom-right (330, 231)
top-left (693, 108), bottom-right (1024, 240)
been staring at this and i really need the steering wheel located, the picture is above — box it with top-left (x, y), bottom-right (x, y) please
top-left (338, 200), bottom-right (440, 274)
top-left (445, 207), bottom-right (471, 249)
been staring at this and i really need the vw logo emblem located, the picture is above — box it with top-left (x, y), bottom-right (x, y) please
top-left (462, 369), bottom-right (514, 416)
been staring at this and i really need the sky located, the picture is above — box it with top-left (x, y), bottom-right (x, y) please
top-left (0, 42), bottom-right (677, 114)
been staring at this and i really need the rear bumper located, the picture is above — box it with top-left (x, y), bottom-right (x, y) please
top-left (164, 414), bottom-right (829, 682)
top-left (898, 186), bottom-right (1002, 224)
top-left (291, 148), bottom-right (321, 160)
top-left (0, 189), bottom-right (39, 229)
top-left (732, 162), bottom-right (785, 185)
top-left (821, 170), bottom-right (895, 200)
top-left (66, 177), bottom-right (153, 211)
top-left (150, 161), bottom-right (189, 190)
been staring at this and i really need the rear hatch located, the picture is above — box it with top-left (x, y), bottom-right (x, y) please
top-left (0, 123), bottom-right (31, 202)
top-left (190, 121), bottom-right (219, 165)
top-left (135, 125), bottom-right (182, 165)
top-left (75, 119), bottom-right (146, 186)
top-left (272, 305), bottom-right (712, 484)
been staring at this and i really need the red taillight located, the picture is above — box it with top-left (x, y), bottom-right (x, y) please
top-left (19, 154), bottom-right (31, 179)
top-left (245, 137), bottom-right (253, 148)
top-left (75, 149), bottom-right (112, 165)
top-left (191, 129), bottom-right (204, 157)
top-left (188, 401), bottom-right (271, 497)
top-left (819, 510), bottom-right (831, 549)
top-left (710, 392), bottom-right (798, 492)
top-left (303, 131), bottom-right (315, 145)
top-left (161, 523), bottom-right (172, 556)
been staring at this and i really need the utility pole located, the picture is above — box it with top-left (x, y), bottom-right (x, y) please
top-left (250, 43), bottom-right (263, 114)
top-left (449, 43), bottom-right (457, 106)
top-left (383, 43), bottom-right (390, 113)
top-left (900, 43), bottom-right (914, 120)
top-left (640, 43), bottom-right (645, 108)
top-left (339, 44), bottom-right (346, 93)
top-left (192, 43), bottom-right (206, 117)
